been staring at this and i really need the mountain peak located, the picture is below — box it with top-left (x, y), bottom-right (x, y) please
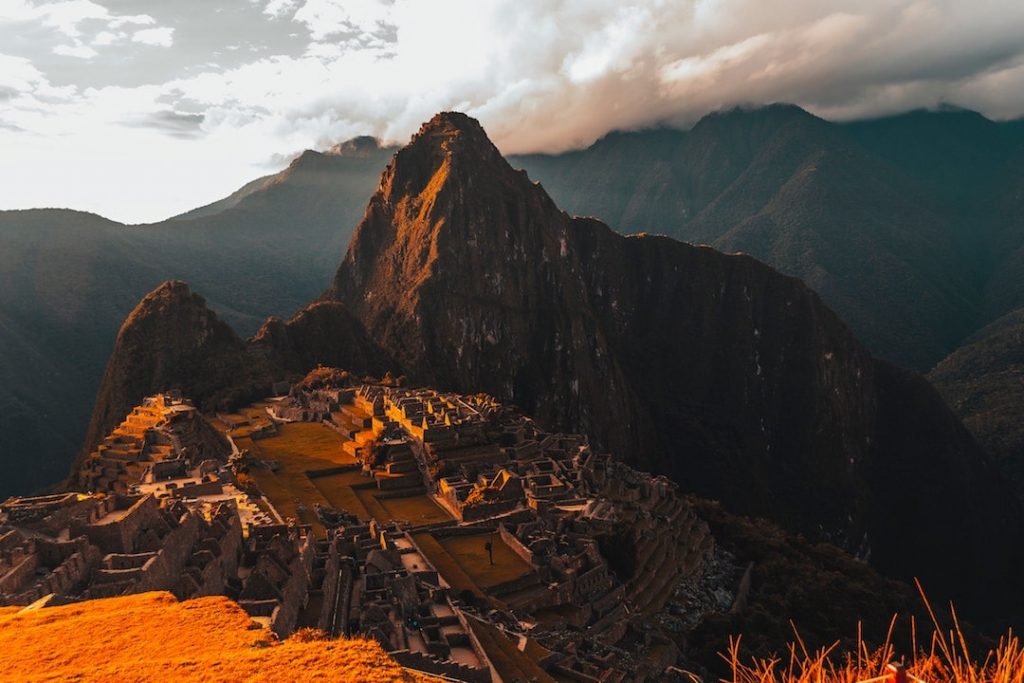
top-left (368, 110), bottom-right (529, 219)
top-left (418, 110), bottom-right (488, 138)
top-left (325, 135), bottom-right (385, 158)
top-left (332, 111), bottom-right (558, 304)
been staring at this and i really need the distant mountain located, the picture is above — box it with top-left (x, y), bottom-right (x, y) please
top-left (0, 140), bottom-right (395, 497)
top-left (929, 306), bottom-right (1024, 493)
top-left (512, 105), bottom-right (1024, 372)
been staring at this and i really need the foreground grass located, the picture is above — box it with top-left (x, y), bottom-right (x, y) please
top-left (0, 592), bottom-right (433, 682)
top-left (727, 581), bottom-right (1024, 683)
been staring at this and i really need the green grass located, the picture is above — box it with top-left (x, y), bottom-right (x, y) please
top-left (375, 494), bottom-right (452, 526)
top-left (410, 533), bottom-right (484, 598)
top-left (438, 534), bottom-right (533, 589)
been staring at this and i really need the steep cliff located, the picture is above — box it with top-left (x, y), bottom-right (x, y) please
top-left (81, 279), bottom-right (396, 471)
top-left (81, 281), bottom-right (274, 457)
top-left (329, 112), bottom-right (1024, 621)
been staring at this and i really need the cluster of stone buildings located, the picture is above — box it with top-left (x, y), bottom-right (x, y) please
top-left (77, 394), bottom-right (230, 495)
top-left (3, 381), bottom-right (729, 681)
top-left (0, 492), bottom-right (240, 607)
top-left (280, 382), bottom-right (717, 681)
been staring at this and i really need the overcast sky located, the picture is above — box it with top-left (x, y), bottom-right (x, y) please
top-left (2, 0), bottom-right (1024, 223)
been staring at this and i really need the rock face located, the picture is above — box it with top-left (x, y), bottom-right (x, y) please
top-left (251, 301), bottom-right (395, 374)
top-left (81, 282), bottom-right (393, 467)
top-left (329, 112), bottom-right (1024, 621)
top-left (83, 281), bottom-right (258, 456)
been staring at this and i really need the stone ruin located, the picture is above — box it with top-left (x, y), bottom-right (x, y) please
top-left (277, 382), bottom-right (723, 681)
top-left (0, 492), bottom-right (241, 607)
top-left (1, 380), bottom-right (746, 681)
top-left (77, 394), bottom-right (230, 495)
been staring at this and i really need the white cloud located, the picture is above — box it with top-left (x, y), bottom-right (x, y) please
top-left (0, 0), bottom-right (154, 37)
top-left (292, 0), bottom-right (393, 40)
top-left (131, 26), bottom-right (174, 47)
top-left (52, 42), bottom-right (97, 58)
top-left (91, 29), bottom-right (119, 45)
top-left (263, 0), bottom-right (299, 18)
top-left (4, 0), bottom-right (1024, 223)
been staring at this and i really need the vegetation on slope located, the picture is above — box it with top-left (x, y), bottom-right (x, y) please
top-left (929, 306), bottom-right (1024, 497)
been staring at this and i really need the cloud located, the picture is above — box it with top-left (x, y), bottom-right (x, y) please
top-left (263, 0), bottom-right (299, 18)
top-left (131, 26), bottom-right (173, 47)
top-left (291, 0), bottom-right (394, 40)
top-left (4, 0), bottom-right (1024, 223)
top-left (0, 0), bottom-right (154, 37)
top-left (52, 42), bottom-right (96, 58)
top-left (122, 109), bottom-right (204, 137)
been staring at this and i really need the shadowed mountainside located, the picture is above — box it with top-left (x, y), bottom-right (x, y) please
top-left (511, 105), bottom-right (1024, 372)
top-left (5, 105), bottom-right (1024, 509)
top-left (929, 306), bottom-right (1024, 494)
top-left (326, 112), bottom-right (1024, 623)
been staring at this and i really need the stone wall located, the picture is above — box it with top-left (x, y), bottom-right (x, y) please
top-left (498, 524), bottom-right (536, 567)
top-left (269, 535), bottom-right (314, 639)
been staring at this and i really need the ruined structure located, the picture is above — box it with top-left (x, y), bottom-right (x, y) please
top-left (0, 492), bottom-right (241, 607)
top-left (77, 394), bottom-right (230, 495)
top-left (3, 381), bottom-right (737, 679)
top-left (278, 381), bottom-right (718, 680)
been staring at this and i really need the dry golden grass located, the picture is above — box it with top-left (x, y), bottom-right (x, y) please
top-left (727, 581), bottom-right (1024, 683)
top-left (0, 592), bottom-right (434, 682)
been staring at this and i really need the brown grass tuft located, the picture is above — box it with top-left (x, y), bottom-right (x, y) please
top-left (726, 580), bottom-right (1024, 683)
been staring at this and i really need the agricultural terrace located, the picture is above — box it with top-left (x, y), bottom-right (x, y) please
top-left (216, 409), bottom-right (452, 536)
top-left (411, 532), bottom-right (533, 601)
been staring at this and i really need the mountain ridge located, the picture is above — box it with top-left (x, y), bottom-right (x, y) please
top-left (316, 111), bottom-right (1023, 622)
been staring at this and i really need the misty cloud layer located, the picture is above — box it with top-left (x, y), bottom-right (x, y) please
top-left (2, 0), bottom-right (1024, 222)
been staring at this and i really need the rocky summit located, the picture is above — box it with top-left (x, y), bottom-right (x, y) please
top-left (326, 112), bottom-right (1024, 622)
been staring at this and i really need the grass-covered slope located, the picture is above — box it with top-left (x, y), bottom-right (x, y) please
top-left (0, 592), bottom-right (433, 682)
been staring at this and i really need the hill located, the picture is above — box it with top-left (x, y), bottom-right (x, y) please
top-left (0, 140), bottom-right (394, 497)
top-left (0, 591), bottom-right (432, 682)
top-left (929, 306), bottom-right (1024, 494)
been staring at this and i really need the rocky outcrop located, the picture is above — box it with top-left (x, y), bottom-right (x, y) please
top-left (328, 112), bottom-right (1024, 622)
top-left (251, 301), bottom-right (395, 375)
top-left (81, 281), bottom-right (266, 459)
top-left (80, 283), bottom-right (394, 474)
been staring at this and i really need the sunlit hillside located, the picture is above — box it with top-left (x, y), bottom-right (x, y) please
top-left (0, 592), bottom-right (434, 682)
